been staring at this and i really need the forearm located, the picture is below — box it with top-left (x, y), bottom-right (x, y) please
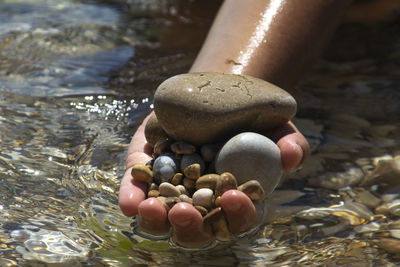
top-left (190, 0), bottom-right (352, 90)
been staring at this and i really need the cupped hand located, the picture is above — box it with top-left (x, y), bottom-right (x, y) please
top-left (119, 112), bottom-right (310, 248)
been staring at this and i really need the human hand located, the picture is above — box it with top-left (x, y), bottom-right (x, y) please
top-left (119, 112), bottom-right (310, 248)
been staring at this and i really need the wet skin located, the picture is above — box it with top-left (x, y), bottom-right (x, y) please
top-left (119, 113), bottom-right (309, 247)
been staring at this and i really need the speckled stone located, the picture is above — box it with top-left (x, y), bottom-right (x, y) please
top-left (147, 190), bottom-right (160, 198)
top-left (171, 173), bottom-right (183, 185)
top-left (144, 113), bottom-right (169, 146)
top-left (181, 153), bottom-right (205, 175)
top-left (215, 172), bottom-right (237, 197)
top-left (183, 163), bottom-right (201, 180)
top-left (131, 164), bottom-right (153, 183)
top-left (192, 188), bottom-right (214, 209)
top-left (237, 180), bottom-right (265, 202)
top-left (183, 178), bottom-right (196, 190)
top-left (171, 141), bottom-right (196, 155)
top-left (153, 139), bottom-right (172, 155)
top-left (196, 174), bottom-right (220, 190)
top-left (154, 72), bottom-right (296, 145)
top-left (159, 182), bottom-right (181, 198)
top-left (215, 132), bottom-right (282, 197)
top-left (153, 153), bottom-right (178, 183)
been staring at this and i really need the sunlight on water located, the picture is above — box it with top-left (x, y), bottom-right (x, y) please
top-left (0, 0), bottom-right (399, 265)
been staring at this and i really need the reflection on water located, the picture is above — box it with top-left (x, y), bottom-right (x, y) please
top-left (0, 0), bottom-right (399, 266)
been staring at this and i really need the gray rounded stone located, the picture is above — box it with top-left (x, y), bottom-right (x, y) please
top-left (153, 153), bottom-right (178, 183)
top-left (154, 72), bottom-right (297, 145)
top-left (215, 132), bottom-right (282, 197)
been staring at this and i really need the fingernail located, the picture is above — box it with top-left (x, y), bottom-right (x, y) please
top-left (287, 143), bottom-right (304, 173)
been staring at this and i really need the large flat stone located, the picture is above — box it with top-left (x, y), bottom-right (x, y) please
top-left (153, 72), bottom-right (296, 145)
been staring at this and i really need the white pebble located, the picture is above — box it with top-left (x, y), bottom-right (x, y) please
top-left (192, 188), bottom-right (214, 209)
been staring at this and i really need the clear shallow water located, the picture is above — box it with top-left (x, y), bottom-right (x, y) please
top-left (0, 0), bottom-right (399, 266)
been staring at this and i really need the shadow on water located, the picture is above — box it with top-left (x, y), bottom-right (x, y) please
top-left (0, 0), bottom-right (399, 266)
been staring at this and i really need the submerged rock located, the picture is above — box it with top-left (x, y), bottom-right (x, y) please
top-left (153, 72), bottom-right (296, 145)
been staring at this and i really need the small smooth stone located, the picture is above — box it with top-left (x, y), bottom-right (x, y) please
top-left (154, 73), bottom-right (297, 145)
top-left (238, 180), bottom-right (265, 201)
top-left (157, 196), bottom-right (168, 210)
top-left (215, 196), bottom-right (221, 207)
top-left (176, 185), bottom-right (189, 196)
top-left (212, 216), bottom-right (230, 242)
top-left (179, 194), bottom-right (192, 204)
top-left (145, 159), bottom-right (154, 169)
top-left (183, 164), bottom-right (201, 180)
top-left (203, 207), bottom-right (223, 225)
top-left (216, 132), bottom-right (282, 197)
top-left (171, 141), bottom-right (196, 155)
top-left (165, 197), bottom-right (180, 210)
top-left (196, 174), bottom-right (220, 190)
top-left (377, 238), bottom-right (400, 255)
top-left (159, 182), bottom-right (181, 198)
top-left (200, 144), bottom-right (221, 162)
top-left (192, 188), bottom-right (214, 209)
top-left (131, 164), bottom-right (153, 183)
top-left (149, 183), bottom-right (158, 191)
top-left (181, 153), bottom-right (205, 175)
top-left (171, 173), bottom-right (183, 185)
top-left (153, 153), bottom-right (178, 183)
top-left (147, 190), bottom-right (160, 198)
top-left (144, 113), bottom-right (169, 146)
top-left (215, 172), bottom-right (237, 197)
top-left (183, 178), bottom-right (196, 190)
top-left (154, 139), bottom-right (172, 155)
top-left (194, 205), bottom-right (208, 217)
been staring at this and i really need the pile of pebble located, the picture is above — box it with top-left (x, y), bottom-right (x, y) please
top-left (131, 139), bottom-right (265, 241)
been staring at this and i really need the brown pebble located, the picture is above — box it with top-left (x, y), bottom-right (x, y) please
top-left (145, 159), bottom-right (154, 170)
top-left (238, 180), bottom-right (265, 201)
top-left (196, 174), bottom-right (220, 190)
top-left (159, 182), bottom-right (181, 197)
top-left (212, 216), bottom-right (230, 242)
top-left (179, 194), bottom-right (193, 204)
top-left (171, 173), bottom-right (183, 185)
top-left (183, 163), bottom-right (201, 180)
top-left (148, 190), bottom-right (160, 198)
top-left (183, 178), bottom-right (196, 190)
top-left (149, 183), bottom-right (158, 191)
top-left (375, 203), bottom-right (390, 215)
top-left (171, 141), bottom-right (196, 155)
top-left (144, 113), bottom-right (169, 146)
top-left (215, 196), bottom-right (221, 207)
top-left (165, 197), bottom-right (180, 211)
top-left (153, 139), bottom-right (172, 155)
top-left (215, 172), bottom-right (237, 197)
top-left (131, 164), bottom-right (153, 183)
top-left (203, 207), bottom-right (223, 225)
top-left (194, 205), bottom-right (208, 217)
top-left (377, 238), bottom-right (400, 255)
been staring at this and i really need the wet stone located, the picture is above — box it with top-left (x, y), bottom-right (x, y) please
top-left (147, 190), bottom-right (160, 198)
top-left (131, 164), bottom-right (153, 183)
top-left (159, 182), bottom-right (181, 198)
top-left (183, 178), bottom-right (196, 190)
top-left (171, 172), bottom-right (183, 185)
top-left (176, 184), bottom-right (189, 196)
top-left (179, 194), bottom-right (192, 204)
top-left (171, 141), bottom-right (196, 155)
top-left (194, 205), bottom-right (208, 217)
top-left (215, 196), bottom-right (221, 207)
top-left (237, 180), bottom-right (265, 201)
top-left (196, 174), bottom-right (219, 190)
top-left (377, 238), bottom-right (400, 255)
top-left (181, 153), bottom-right (205, 175)
top-left (183, 163), bottom-right (201, 180)
top-left (212, 216), bottom-right (230, 242)
top-left (200, 143), bottom-right (221, 162)
top-left (192, 188), bottom-right (214, 209)
top-left (149, 183), bottom-right (158, 191)
top-left (203, 207), bottom-right (223, 225)
top-left (215, 172), bottom-right (237, 197)
top-left (144, 113), bottom-right (169, 146)
top-left (153, 153), bottom-right (178, 183)
top-left (154, 139), bottom-right (172, 155)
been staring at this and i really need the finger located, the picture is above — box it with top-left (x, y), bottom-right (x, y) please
top-left (127, 112), bottom-right (154, 158)
top-left (137, 198), bottom-right (170, 236)
top-left (268, 121), bottom-right (310, 172)
top-left (220, 190), bottom-right (263, 235)
top-left (168, 202), bottom-right (214, 248)
top-left (119, 168), bottom-right (148, 217)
